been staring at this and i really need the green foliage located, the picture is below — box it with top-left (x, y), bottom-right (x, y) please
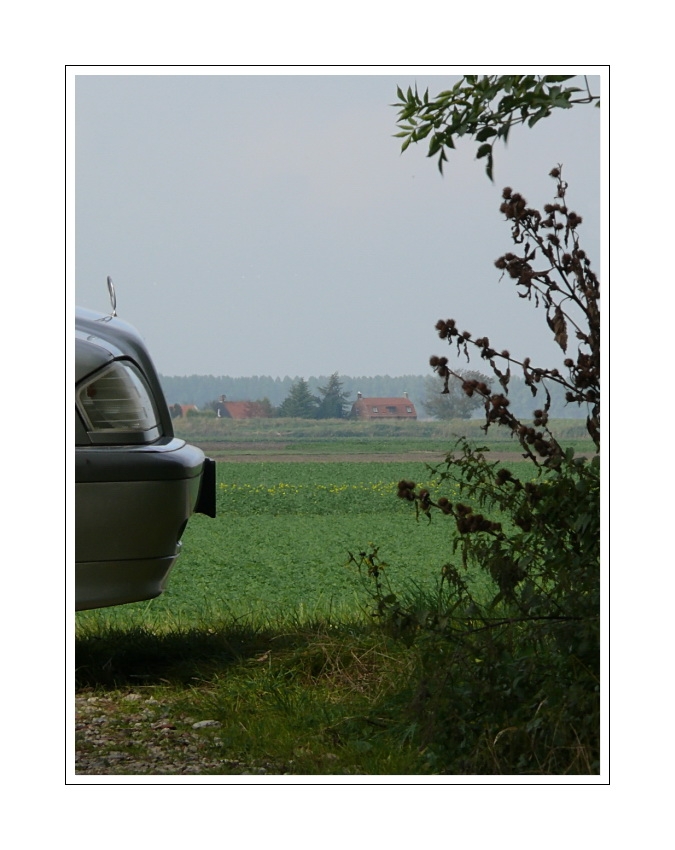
top-left (252, 397), bottom-right (276, 418)
top-left (277, 378), bottom-right (320, 419)
top-left (316, 372), bottom-right (352, 419)
top-left (395, 74), bottom-right (599, 179)
top-left (421, 371), bottom-right (488, 420)
top-left (354, 445), bottom-right (600, 772)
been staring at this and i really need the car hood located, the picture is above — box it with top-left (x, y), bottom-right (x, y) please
top-left (75, 306), bottom-right (155, 383)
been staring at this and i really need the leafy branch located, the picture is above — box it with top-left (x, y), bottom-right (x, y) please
top-left (394, 74), bottom-right (599, 180)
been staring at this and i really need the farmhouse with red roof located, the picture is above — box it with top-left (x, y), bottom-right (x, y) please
top-left (215, 396), bottom-right (271, 419)
top-left (350, 392), bottom-right (417, 421)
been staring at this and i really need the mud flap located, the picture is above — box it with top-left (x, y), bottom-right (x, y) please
top-left (194, 457), bottom-right (216, 517)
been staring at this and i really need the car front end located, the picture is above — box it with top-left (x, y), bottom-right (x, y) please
top-left (75, 305), bottom-right (215, 610)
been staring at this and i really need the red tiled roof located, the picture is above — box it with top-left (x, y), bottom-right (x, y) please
top-left (221, 401), bottom-right (271, 419)
top-left (350, 397), bottom-right (417, 420)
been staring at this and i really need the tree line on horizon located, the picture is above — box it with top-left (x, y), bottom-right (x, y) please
top-left (159, 372), bottom-right (425, 410)
top-left (160, 371), bottom-right (587, 420)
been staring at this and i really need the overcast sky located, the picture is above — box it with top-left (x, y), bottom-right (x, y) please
top-left (75, 70), bottom-right (601, 379)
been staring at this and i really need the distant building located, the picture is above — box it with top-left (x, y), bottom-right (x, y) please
top-left (350, 392), bottom-right (417, 421)
top-left (224, 401), bottom-right (269, 419)
top-left (216, 395), bottom-right (271, 419)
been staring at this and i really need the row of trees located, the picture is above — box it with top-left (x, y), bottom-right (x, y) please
top-left (277, 373), bottom-right (352, 419)
top-left (167, 371), bottom-right (585, 420)
top-left (160, 375), bottom-right (426, 407)
top-left (160, 373), bottom-right (429, 410)
top-left (202, 373), bottom-right (354, 420)
top-left (204, 372), bottom-right (493, 420)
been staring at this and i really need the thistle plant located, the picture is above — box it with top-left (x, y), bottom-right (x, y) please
top-left (378, 168), bottom-right (601, 772)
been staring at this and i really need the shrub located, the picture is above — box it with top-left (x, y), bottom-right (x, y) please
top-left (364, 168), bottom-right (600, 774)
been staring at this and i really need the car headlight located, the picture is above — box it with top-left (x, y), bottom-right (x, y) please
top-left (77, 359), bottom-right (162, 444)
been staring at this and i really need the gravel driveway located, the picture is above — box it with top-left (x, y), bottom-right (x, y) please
top-left (75, 692), bottom-right (287, 776)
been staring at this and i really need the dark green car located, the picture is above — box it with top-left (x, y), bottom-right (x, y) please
top-left (75, 303), bottom-right (215, 610)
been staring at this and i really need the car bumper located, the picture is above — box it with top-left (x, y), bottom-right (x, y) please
top-left (75, 438), bottom-right (215, 610)
top-left (76, 553), bottom-right (181, 611)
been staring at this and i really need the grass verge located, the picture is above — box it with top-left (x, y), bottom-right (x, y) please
top-left (75, 615), bottom-right (435, 775)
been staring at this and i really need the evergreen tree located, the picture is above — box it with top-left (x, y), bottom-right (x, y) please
top-left (277, 378), bottom-right (319, 418)
top-left (316, 372), bottom-right (351, 419)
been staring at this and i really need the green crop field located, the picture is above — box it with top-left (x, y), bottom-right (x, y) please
top-left (77, 461), bottom-right (441, 628)
top-left (76, 416), bottom-right (595, 636)
top-left (76, 458), bottom-right (532, 632)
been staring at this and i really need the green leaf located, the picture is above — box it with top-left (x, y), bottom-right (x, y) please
top-left (428, 134), bottom-right (441, 156)
top-left (528, 108), bottom-right (550, 127)
top-left (476, 142), bottom-right (492, 159)
top-left (476, 126), bottom-right (497, 142)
